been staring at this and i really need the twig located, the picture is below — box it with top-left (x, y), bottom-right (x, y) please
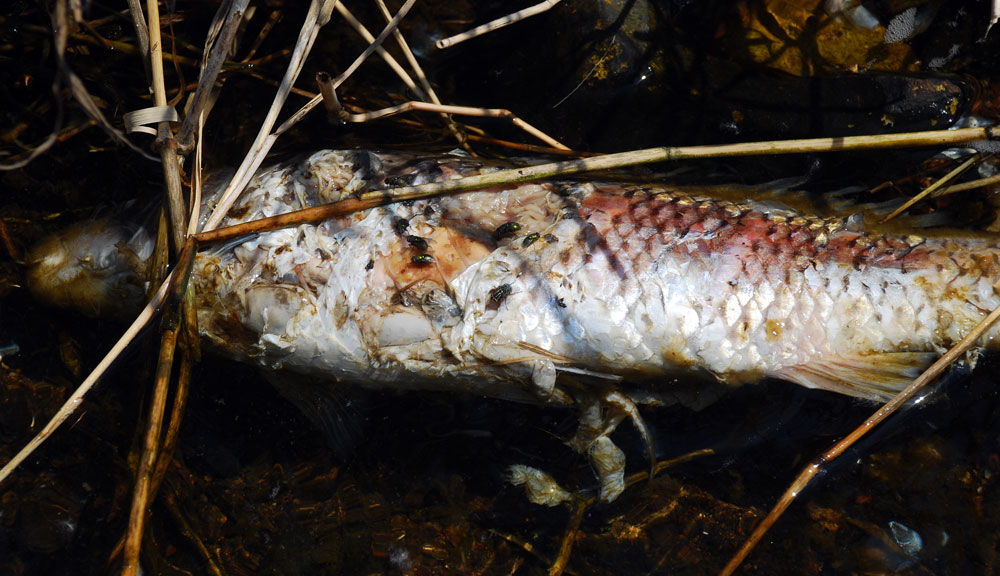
top-left (142, 0), bottom-right (187, 256)
top-left (720, 302), bottom-right (1000, 576)
top-left (333, 3), bottom-right (423, 97)
top-left (268, 0), bottom-right (418, 141)
top-left (880, 152), bottom-right (987, 223)
top-left (201, 0), bottom-right (339, 233)
top-left (121, 238), bottom-right (199, 576)
top-left (548, 498), bottom-right (588, 576)
top-left (337, 100), bottom-right (568, 150)
top-left (176, 0), bottom-right (251, 152)
top-left (436, 0), bottom-right (563, 49)
top-left (933, 171), bottom-right (1000, 197)
top-left (121, 306), bottom-right (180, 576)
top-left (194, 127), bottom-right (1000, 246)
top-left (0, 277), bottom-right (171, 485)
top-left (372, 0), bottom-right (468, 149)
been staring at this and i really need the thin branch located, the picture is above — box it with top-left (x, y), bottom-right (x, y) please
top-left (269, 0), bottom-right (418, 140)
top-left (194, 126), bottom-right (1000, 246)
top-left (436, 0), bottom-right (563, 49)
top-left (333, 2), bottom-right (423, 98)
top-left (176, 0), bottom-right (251, 151)
top-left (335, 100), bottom-right (569, 150)
top-left (201, 0), bottom-right (340, 233)
top-left (0, 278), bottom-right (171, 485)
top-left (880, 152), bottom-right (987, 223)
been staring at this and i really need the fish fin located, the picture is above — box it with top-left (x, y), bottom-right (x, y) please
top-left (772, 352), bottom-right (939, 402)
top-left (265, 374), bottom-right (367, 459)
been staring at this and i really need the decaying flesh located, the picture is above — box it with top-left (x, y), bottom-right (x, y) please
top-left (26, 150), bottom-right (1000, 501)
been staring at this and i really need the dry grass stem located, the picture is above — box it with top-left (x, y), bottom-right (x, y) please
top-left (243, 9), bottom-right (283, 63)
top-left (202, 0), bottom-right (338, 233)
top-left (548, 498), bottom-right (588, 576)
top-left (436, 0), bottom-right (563, 49)
top-left (0, 278), bottom-right (171, 485)
top-left (720, 302), bottom-right (1000, 576)
top-left (121, 314), bottom-right (180, 576)
top-left (880, 152), bottom-right (986, 223)
top-left (141, 0), bottom-right (187, 254)
top-left (194, 127), bottom-right (1000, 247)
top-left (121, 232), bottom-right (198, 575)
top-left (341, 101), bottom-right (569, 149)
top-left (334, 2), bottom-right (422, 97)
top-left (934, 171), bottom-right (1000, 196)
top-left (124, 0), bottom-right (150, 79)
top-left (373, 0), bottom-right (467, 148)
top-left (54, 1), bottom-right (157, 161)
top-left (176, 0), bottom-right (251, 151)
top-left (271, 0), bottom-right (418, 141)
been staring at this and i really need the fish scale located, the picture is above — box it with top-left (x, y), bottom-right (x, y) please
top-left (26, 149), bottom-right (1000, 501)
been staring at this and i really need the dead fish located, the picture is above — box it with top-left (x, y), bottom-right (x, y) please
top-left (26, 149), bottom-right (1000, 501)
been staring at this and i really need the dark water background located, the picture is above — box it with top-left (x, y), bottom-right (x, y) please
top-left (2, 0), bottom-right (1000, 574)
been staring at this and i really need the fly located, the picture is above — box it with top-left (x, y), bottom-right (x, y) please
top-left (394, 217), bottom-right (410, 235)
top-left (411, 253), bottom-right (435, 265)
top-left (487, 283), bottom-right (512, 310)
top-left (495, 221), bottom-right (521, 240)
top-left (406, 235), bottom-right (429, 251)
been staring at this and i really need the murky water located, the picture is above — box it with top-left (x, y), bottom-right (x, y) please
top-left (2, 1), bottom-right (1000, 574)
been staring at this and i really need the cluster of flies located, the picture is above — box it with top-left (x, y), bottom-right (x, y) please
top-left (390, 217), bottom-right (566, 310)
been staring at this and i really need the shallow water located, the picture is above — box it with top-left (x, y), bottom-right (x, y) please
top-left (3, 0), bottom-right (1000, 574)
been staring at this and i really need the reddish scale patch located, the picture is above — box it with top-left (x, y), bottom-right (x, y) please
top-left (580, 189), bottom-right (929, 278)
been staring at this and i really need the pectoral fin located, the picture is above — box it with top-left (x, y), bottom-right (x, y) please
top-left (772, 352), bottom-right (941, 402)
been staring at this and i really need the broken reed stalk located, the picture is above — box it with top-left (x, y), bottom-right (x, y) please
top-left (719, 302), bottom-right (1000, 576)
top-left (372, 0), bottom-right (468, 149)
top-left (880, 152), bottom-right (986, 223)
top-left (436, 0), bottom-right (563, 49)
top-left (121, 308), bottom-right (179, 576)
top-left (200, 0), bottom-right (340, 233)
top-left (118, 2), bottom-right (190, 572)
top-left (270, 0), bottom-right (416, 138)
top-left (121, 237), bottom-right (198, 576)
top-left (176, 0), bottom-right (250, 152)
top-left (334, 100), bottom-right (569, 149)
top-left (143, 0), bottom-right (186, 255)
top-left (194, 126), bottom-right (1000, 246)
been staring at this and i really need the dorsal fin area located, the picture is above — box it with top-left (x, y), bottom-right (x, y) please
top-left (771, 352), bottom-right (940, 402)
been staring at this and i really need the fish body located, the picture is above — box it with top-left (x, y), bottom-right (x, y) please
top-left (184, 150), bottom-right (1000, 400)
top-left (28, 149), bottom-right (1000, 500)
